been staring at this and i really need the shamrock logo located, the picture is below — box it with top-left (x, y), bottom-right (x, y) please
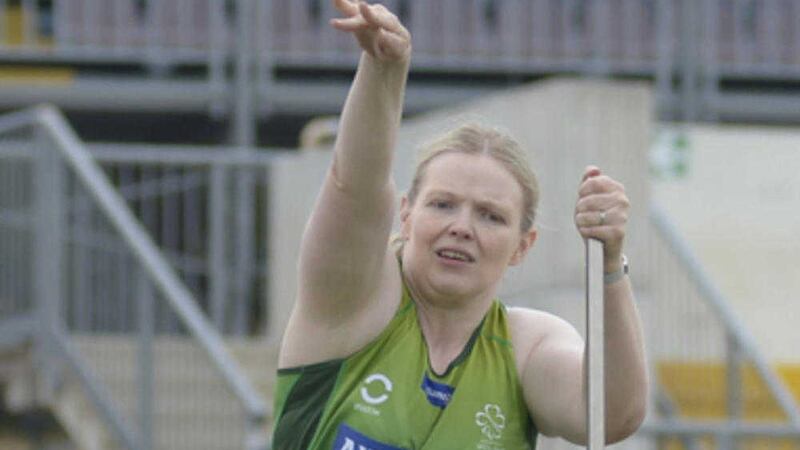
top-left (475, 404), bottom-right (506, 440)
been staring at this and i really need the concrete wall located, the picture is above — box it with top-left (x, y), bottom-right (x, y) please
top-left (652, 124), bottom-right (800, 362)
top-left (267, 78), bottom-right (653, 340)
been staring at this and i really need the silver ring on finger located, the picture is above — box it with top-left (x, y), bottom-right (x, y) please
top-left (598, 210), bottom-right (606, 226)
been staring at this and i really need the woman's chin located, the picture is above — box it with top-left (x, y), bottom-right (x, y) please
top-left (426, 276), bottom-right (482, 304)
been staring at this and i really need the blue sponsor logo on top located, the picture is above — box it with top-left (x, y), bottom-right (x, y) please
top-left (420, 372), bottom-right (455, 409)
top-left (333, 423), bottom-right (405, 450)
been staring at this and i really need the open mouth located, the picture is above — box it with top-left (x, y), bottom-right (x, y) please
top-left (435, 249), bottom-right (475, 263)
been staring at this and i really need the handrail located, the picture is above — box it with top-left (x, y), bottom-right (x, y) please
top-left (88, 143), bottom-right (288, 166)
top-left (36, 104), bottom-right (268, 418)
top-left (0, 315), bottom-right (36, 348)
top-left (649, 203), bottom-right (800, 425)
top-left (0, 107), bottom-right (39, 134)
top-left (0, 105), bottom-right (268, 444)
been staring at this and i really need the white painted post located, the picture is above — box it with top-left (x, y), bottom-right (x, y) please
top-left (586, 238), bottom-right (605, 450)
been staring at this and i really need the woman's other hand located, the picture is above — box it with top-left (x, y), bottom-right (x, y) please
top-left (574, 166), bottom-right (630, 271)
top-left (331, 0), bottom-right (411, 63)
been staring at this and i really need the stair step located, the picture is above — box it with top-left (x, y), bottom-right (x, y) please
top-left (67, 335), bottom-right (276, 450)
top-left (52, 379), bottom-right (110, 450)
top-left (1, 334), bottom-right (279, 449)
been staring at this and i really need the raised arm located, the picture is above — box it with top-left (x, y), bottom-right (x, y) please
top-left (512, 166), bottom-right (647, 444)
top-left (280, 1), bottom-right (411, 367)
top-left (329, 0), bottom-right (411, 194)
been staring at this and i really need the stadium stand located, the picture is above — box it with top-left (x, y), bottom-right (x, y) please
top-left (1, 0), bottom-right (800, 145)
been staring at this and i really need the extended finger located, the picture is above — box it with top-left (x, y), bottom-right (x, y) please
top-left (333, 0), bottom-right (360, 16)
top-left (330, 14), bottom-right (370, 32)
top-left (360, 2), bottom-right (409, 38)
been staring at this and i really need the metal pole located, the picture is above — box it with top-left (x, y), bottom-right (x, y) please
top-left (233, 0), bottom-right (255, 146)
top-left (723, 333), bottom-right (743, 450)
top-left (209, 164), bottom-right (229, 330)
top-left (232, 0), bottom-right (260, 334)
top-left (586, 238), bottom-right (605, 450)
top-left (208, 0), bottom-right (227, 118)
top-left (21, 0), bottom-right (36, 46)
top-left (233, 168), bottom-right (255, 335)
top-left (680, 0), bottom-right (699, 121)
top-left (255, 0), bottom-right (275, 118)
top-left (33, 128), bottom-right (65, 404)
top-left (702, 0), bottom-right (720, 121)
top-left (655, 390), bottom-right (703, 450)
top-left (137, 268), bottom-right (154, 450)
top-left (589, 0), bottom-right (610, 76)
top-left (655, 1), bottom-right (675, 145)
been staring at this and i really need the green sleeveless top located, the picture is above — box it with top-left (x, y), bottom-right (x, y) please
top-left (272, 284), bottom-right (537, 450)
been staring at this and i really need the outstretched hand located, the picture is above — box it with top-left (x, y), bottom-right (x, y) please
top-left (574, 166), bottom-right (629, 270)
top-left (331, 0), bottom-right (411, 63)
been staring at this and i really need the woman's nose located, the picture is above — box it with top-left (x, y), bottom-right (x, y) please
top-left (448, 211), bottom-right (474, 240)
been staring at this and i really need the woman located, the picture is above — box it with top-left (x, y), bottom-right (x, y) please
top-left (272, 1), bottom-right (647, 448)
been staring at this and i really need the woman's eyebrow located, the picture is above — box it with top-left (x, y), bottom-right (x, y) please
top-left (423, 190), bottom-right (512, 213)
top-left (476, 198), bottom-right (512, 213)
top-left (423, 189), bottom-right (456, 199)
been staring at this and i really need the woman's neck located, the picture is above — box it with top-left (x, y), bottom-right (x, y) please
top-left (403, 272), bottom-right (495, 375)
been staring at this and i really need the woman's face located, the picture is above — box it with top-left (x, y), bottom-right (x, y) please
top-left (400, 152), bottom-right (536, 306)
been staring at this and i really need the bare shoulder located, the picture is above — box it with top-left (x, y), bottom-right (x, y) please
top-left (507, 307), bottom-right (579, 345)
top-left (506, 307), bottom-right (583, 375)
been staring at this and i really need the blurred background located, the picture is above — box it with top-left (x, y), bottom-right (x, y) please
top-left (0, 0), bottom-right (798, 449)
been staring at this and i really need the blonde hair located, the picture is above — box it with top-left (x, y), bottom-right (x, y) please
top-left (406, 123), bottom-right (539, 232)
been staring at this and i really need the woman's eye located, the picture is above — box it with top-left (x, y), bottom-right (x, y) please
top-left (430, 200), bottom-right (451, 209)
top-left (483, 211), bottom-right (505, 224)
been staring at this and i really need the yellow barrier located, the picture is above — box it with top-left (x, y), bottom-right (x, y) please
top-left (2, 6), bottom-right (73, 86)
top-left (3, 5), bottom-right (53, 47)
top-left (659, 437), bottom-right (798, 450)
top-left (657, 362), bottom-right (800, 450)
top-left (4, 5), bottom-right (24, 46)
top-left (0, 66), bottom-right (74, 85)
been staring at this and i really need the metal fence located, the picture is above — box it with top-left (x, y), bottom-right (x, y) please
top-left (2, 0), bottom-right (800, 136)
top-left (0, 106), bottom-right (268, 450)
top-left (639, 204), bottom-right (800, 450)
top-left (89, 144), bottom-right (275, 336)
top-left (0, 117), bottom-right (274, 336)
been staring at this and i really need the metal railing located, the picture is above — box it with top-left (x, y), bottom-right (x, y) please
top-left (4, 128), bottom-right (276, 339)
top-left (0, 0), bottom-right (228, 64)
top-left (5, 0), bottom-right (793, 74)
top-left (0, 105), bottom-right (268, 450)
top-left (640, 203), bottom-right (800, 450)
top-left (2, 0), bottom-right (800, 138)
top-left (87, 143), bottom-right (277, 337)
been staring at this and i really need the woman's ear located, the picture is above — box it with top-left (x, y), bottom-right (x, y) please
top-left (399, 196), bottom-right (411, 239)
top-left (509, 227), bottom-right (537, 266)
